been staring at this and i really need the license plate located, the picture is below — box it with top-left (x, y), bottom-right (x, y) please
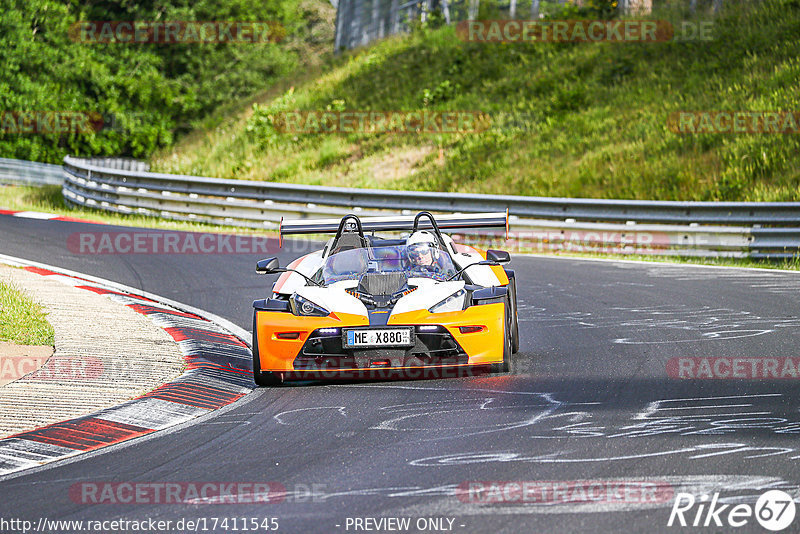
top-left (343, 328), bottom-right (414, 348)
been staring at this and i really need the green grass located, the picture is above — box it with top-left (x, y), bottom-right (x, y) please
top-left (0, 280), bottom-right (54, 345)
top-left (153, 0), bottom-right (800, 201)
top-left (527, 250), bottom-right (800, 271)
top-left (0, 184), bottom-right (263, 234)
top-left (461, 233), bottom-right (800, 270)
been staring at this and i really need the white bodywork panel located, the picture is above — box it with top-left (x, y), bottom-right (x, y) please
top-left (296, 285), bottom-right (368, 317)
top-left (445, 235), bottom-right (503, 287)
top-left (292, 279), bottom-right (467, 318)
top-left (391, 279), bottom-right (466, 316)
top-left (274, 251), bottom-right (324, 296)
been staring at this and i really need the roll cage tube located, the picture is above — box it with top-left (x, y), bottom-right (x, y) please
top-left (334, 214), bottom-right (365, 241)
top-left (412, 211), bottom-right (448, 251)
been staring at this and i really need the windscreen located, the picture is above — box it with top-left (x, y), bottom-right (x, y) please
top-left (321, 245), bottom-right (457, 284)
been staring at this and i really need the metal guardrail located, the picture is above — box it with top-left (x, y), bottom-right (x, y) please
top-left (60, 156), bottom-right (800, 259)
top-left (62, 157), bottom-right (800, 225)
top-left (80, 158), bottom-right (150, 173)
top-left (0, 158), bottom-right (64, 186)
top-left (0, 157), bottom-right (147, 187)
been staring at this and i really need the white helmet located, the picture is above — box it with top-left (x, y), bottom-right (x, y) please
top-left (406, 231), bottom-right (440, 266)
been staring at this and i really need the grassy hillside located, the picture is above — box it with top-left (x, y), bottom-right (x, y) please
top-left (154, 0), bottom-right (800, 201)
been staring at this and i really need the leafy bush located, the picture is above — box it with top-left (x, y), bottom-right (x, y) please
top-left (0, 0), bottom-right (331, 162)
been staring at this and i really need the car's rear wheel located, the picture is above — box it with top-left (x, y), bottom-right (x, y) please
top-left (252, 314), bottom-right (284, 387)
top-left (509, 277), bottom-right (520, 353)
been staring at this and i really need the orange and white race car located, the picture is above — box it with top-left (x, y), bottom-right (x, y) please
top-left (251, 211), bottom-right (518, 385)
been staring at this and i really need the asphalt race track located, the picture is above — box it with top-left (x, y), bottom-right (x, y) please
top-left (2, 215), bottom-right (800, 533)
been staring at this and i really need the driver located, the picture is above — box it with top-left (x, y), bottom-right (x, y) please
top-left (406, 231), bottom-right (441, 272)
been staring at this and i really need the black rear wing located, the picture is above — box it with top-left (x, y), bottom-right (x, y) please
top-left (280, 211), bottom-right (509, 239)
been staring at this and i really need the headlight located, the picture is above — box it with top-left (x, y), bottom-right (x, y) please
top-left (428, 289), bottom-right (466, 313)
top-left (290, 294), bottom-right (330, 317)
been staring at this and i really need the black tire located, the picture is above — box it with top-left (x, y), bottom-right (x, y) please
top-left (491, 298), bottom-right (512, 373)
top-left (252, 313), bottom-right (284, 387)
top-left (509, 277), bottom-right (520, 353)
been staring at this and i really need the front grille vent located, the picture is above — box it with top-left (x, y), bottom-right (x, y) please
top-left (357, 272), bottom-right (408, 296)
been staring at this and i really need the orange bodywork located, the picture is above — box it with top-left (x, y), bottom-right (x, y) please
top-left (254, 302), bottom-right (506, 374)
top-left (388, 303), bottom-right (505, 366)
top-left (255, 312), bottom-right (366, 372)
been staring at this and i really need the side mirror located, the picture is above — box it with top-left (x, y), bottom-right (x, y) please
top-left (256, 257), bottom-right (282, 275)
top-left (486, 249), bottom-right (511, 264)
top-left (471, 285), bottom-right (509, 305)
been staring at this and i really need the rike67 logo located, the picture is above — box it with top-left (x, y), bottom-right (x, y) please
top-left (668, 490), bottom-right (796, 531)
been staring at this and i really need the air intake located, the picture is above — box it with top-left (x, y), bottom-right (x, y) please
top-left (357, 272), bottom-right (408, 296)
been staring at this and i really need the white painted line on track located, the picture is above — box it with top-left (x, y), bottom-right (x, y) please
top-left (12, 211), bottom-right (58, 220)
